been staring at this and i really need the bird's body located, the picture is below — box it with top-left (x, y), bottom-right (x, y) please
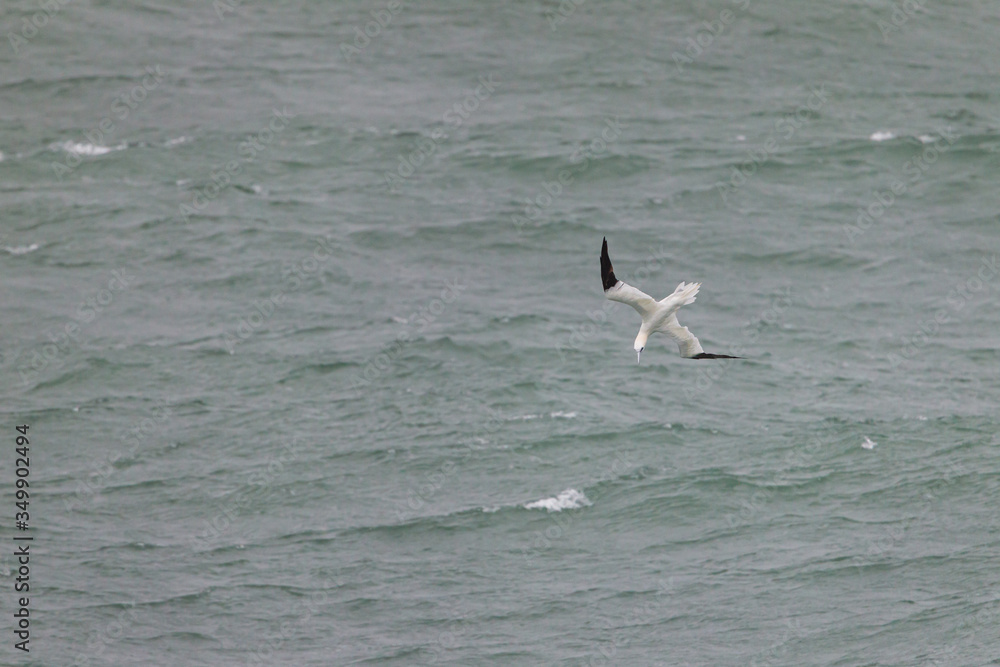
top-left (601, 237), bottom-right (742, 363)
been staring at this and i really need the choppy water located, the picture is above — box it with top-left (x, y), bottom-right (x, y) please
top-left (2, 0), bottom-right (1000, 664)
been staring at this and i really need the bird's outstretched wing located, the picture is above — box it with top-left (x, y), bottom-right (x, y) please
top-left (601, 237), bottom-right (658, 318)
top-left (658, 313), bottom-right (705, 358)
top-left (659, 281), bottom-right (700, 310)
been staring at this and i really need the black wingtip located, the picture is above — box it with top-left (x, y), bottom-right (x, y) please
top-left (600, 237), bottom-right (618, 291)
top-left (691, 353), bottom-right (744, 360)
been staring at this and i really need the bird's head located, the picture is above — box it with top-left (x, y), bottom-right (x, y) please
top-left (633, 331), bottom-right (649, 364)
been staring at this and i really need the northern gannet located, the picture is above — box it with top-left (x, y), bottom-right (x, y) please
top-left (601, 237), bottom-right (743, 363)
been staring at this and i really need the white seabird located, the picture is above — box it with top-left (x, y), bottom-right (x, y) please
top-left (601, 237), bottom-right (743, 363)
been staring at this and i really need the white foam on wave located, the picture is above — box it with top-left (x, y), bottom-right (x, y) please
top-left (57, 141), bottom-right (127, 156)
top-left (165, 136), bottom-right (191, 147)
top-left (3, 243), bottom-right (39, 255)
top-left (524, 488), bottom-right (591, 512)
top-left (862, 436), bottom-right (877, 450)
top-left (869, 131), bottom-right (896, 142)
top-left (514, 411), bottom-right (577, 421)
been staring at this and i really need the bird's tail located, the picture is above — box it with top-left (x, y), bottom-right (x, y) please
top-left (662, 281), bottom-right (700, 307)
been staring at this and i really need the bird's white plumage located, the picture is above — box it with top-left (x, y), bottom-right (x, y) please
top-left (607, 279), bottom-right (705, 358)
top-left (601, 237), bottom-right (740, 362)
top-left (604, 282), bottom-right (658, 317)
top-left (659, 312), bottom-right (705, 358)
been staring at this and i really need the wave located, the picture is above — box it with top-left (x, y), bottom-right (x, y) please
top-left (524, 488), bottom-right (591, 512)
top-left (54, 140), bottom-right (128, 157)
top-left (2, 243), bottom-right (39, 255)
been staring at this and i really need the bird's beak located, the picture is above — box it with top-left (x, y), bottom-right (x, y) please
top-left (636, 348), bottom-right (642, 364)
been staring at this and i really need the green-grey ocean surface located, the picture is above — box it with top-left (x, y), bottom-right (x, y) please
top-left (2, 0), bottom-right (999, 664)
